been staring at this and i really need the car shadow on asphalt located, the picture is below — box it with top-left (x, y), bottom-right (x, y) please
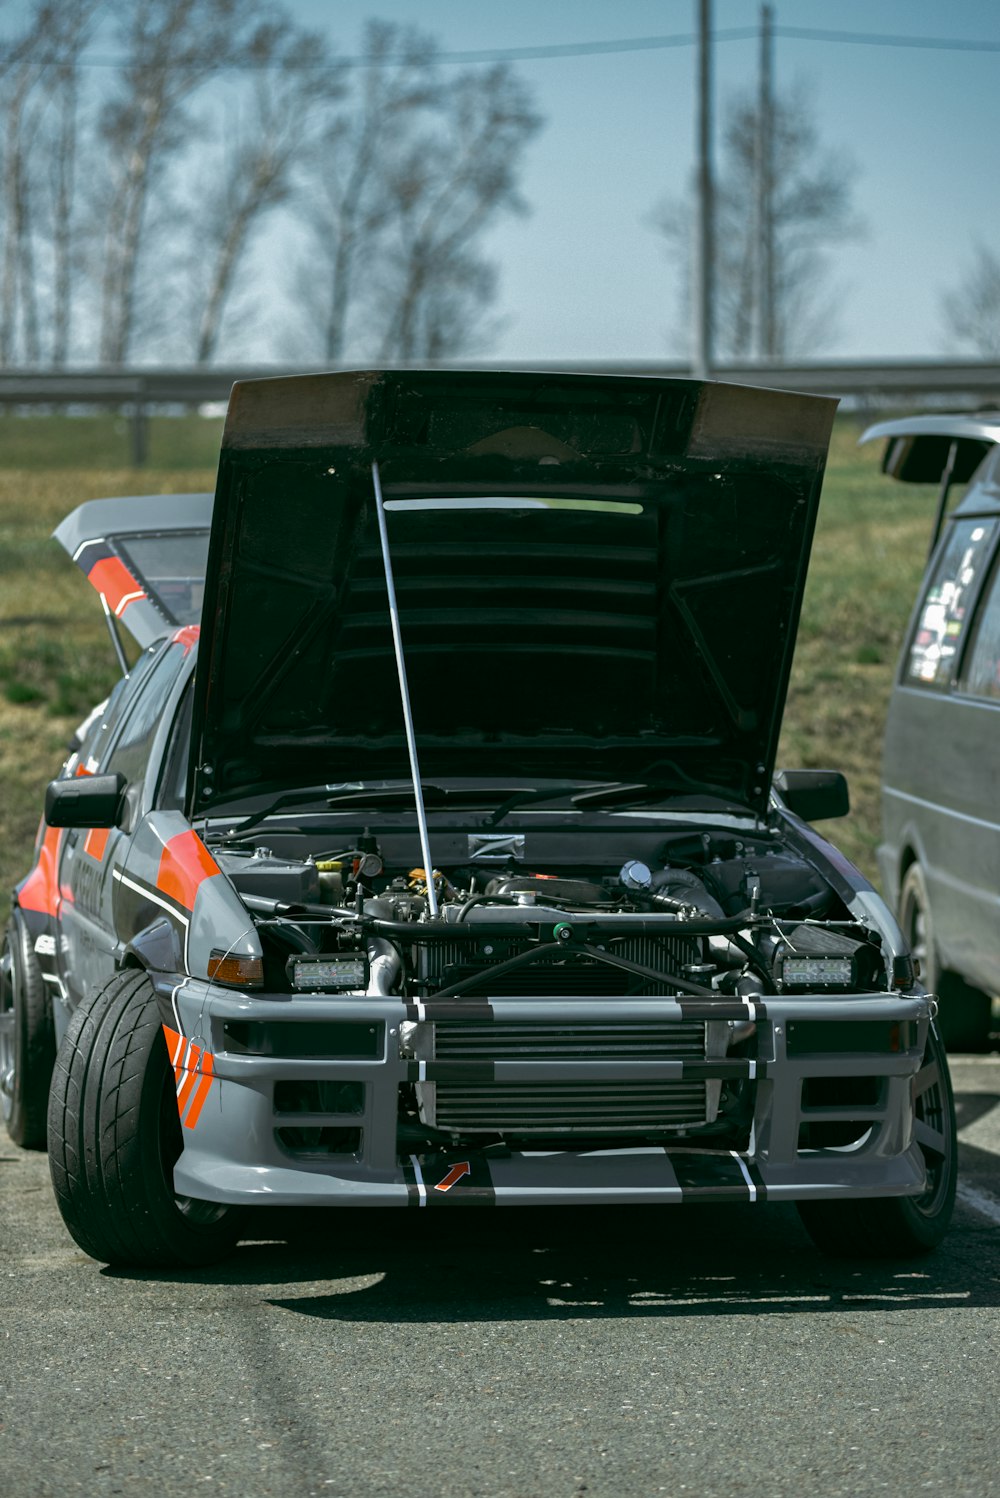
top-left (105, 1191), bottom-right (1000, 1322)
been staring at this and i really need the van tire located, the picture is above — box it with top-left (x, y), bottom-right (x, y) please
top-left (797, 1019), bottom-right (957, 1257)
top-left (898, 862), bottom-right (992, 1052)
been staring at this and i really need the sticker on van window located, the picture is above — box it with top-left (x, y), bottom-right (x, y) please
top-left (905, 520), bottom-right (998, 688)
top-left (962, 556), bottom-right (1000, 701)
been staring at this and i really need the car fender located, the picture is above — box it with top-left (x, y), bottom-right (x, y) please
top-left (119, 812), bottom-right (261, 981)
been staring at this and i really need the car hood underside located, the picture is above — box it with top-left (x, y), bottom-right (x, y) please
top-left (189, 370), bottom-right (836, 818)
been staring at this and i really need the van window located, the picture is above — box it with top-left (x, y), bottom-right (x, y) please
top-left (904, 519), bottom-right (998, 688)
top-left (962, 561), bottom-right (1000, 700)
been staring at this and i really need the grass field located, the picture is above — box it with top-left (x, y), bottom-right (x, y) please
top-left (0, 411), bottom-right (939, 924)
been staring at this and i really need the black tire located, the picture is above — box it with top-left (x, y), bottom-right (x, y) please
top-left (797, 1018), bottom-right (957, 1258)
top-left (898, 862), bottom-right (992, 1052)
top-left (0, 912), bottom-right (56, 1149)
top-left (47, 969), bottom-right (242, 1268)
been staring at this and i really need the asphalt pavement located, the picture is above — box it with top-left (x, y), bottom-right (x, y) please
top-left (2, 1056), bottom-right (999, 1498)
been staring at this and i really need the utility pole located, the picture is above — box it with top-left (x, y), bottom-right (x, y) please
top-left (691, 0), bottom-right (713, 379)
top-left (751, 3), bottom-right (774, 359)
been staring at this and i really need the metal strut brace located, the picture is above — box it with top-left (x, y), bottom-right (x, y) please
top-left (100, 592), bottom-right (130, 676)
top-left (371, 460), bottom-right (439, 918)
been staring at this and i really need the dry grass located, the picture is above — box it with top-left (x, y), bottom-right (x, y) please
top-left (0, 417), bottom-right (939, 922)
top-left (778, 418), bottom-right (937, 872)
top-left (0, 465), bottom-right (218, 920)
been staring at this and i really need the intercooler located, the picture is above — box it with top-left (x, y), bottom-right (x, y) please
top-left (409, 928), bottom-right (719, 1135)
top-left (426, 1018), bottom-right (709, 1134)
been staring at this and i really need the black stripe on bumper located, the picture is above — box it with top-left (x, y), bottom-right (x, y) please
top-left (404, 1151), bottom-right (497, 1206)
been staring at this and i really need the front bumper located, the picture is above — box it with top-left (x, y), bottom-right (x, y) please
top-left (158, 980), bottom-right (932, 1207)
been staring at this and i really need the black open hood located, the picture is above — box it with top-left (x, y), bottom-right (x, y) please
top-left (190, 370), bottom-right (835, 818)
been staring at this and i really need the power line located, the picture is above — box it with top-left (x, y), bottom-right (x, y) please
top-left (775, 25), bottom-right (1000, 53)
top-left (5, 24), bottom-right (1000, 71)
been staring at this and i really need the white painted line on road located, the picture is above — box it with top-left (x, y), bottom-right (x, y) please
top-left (956, 1181), bottom-right (1000, 1228)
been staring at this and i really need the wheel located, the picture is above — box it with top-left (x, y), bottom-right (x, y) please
top-left (797, 1018), bottom-right (957, 1258)
top-left (0, 912), bottom-right (56, 1149)
top-left (898, 862), bottom-right (992, 1052)
top-left (47, 969), bottom-right (242, 1268)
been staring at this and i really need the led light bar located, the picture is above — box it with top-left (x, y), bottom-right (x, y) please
top-left (288, 955), bottom-right (370, 993)
top-left (776, 954), bottom-right (854, 989)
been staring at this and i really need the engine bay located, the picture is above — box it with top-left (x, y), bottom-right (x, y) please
top-left (211, 823), bottom-right (884, 1005)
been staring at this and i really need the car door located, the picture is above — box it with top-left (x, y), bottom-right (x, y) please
top-left (56, 640), bottom-right (188, 1007)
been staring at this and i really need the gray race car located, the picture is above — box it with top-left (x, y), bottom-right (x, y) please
top-left (0, 370), bottom-right (956, 1267)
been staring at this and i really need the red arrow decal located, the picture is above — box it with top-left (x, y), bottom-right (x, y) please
top-left (434, 1161), bottom-right (472, 1193)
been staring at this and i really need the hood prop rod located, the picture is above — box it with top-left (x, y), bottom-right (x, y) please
top-left (371, 461), bottom-right (439, 919)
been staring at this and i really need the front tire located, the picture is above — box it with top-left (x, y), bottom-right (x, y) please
top-left (0, 912), bottom-right (56, 1149)
top-left (47, 969), bottom-right (241, 1268)
top-left (797, 1018), bottom-right (957, 1258)
top-left (899, 862), bottom-right (992, 1052)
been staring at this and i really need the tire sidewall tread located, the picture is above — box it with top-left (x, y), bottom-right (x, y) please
top-left (47, 970), bottom-right (239, 1269)
top-left (4, 911), bottom-right (56, 1149)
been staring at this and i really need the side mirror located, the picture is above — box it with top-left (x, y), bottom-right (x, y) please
top-left (772, 768), bottom-right (850, 822)
top-left (45, 772), bottom-right (128, 829)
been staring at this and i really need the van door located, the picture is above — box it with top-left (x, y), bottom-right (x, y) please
top-left (881, 517), bottom-right (1000, 990)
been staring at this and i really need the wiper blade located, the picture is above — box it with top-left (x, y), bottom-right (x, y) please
top-left (570, 780), bottom-right (745, 811)
top-left (212, 782), bottom-right (448, 836)
top-left (489, 777), bottom-right (749, 824)
top-left (488, 782), bottom-right (632, 826)
top-left (323, 784), bottom-right (449, 809)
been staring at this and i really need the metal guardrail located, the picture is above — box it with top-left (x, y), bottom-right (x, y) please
top-left (1, 360), bottom-right (998, 464)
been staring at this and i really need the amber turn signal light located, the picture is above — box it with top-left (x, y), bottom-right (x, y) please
top-left (208, 949), bottom-right (263, 987)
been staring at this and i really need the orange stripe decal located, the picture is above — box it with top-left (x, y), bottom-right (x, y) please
top-left (87, 556), bottom-right (146, 615)
top-left (18, 824), bottom-right (64, 917)
top-left (156, 831), bottom-right (220, 911)
top-left (162, 1024), bottom-right (217, 1127)
top-left (175, 1047), bottom-right (201, 1116)
top-left (84, 826), bottom-right (110, 861)
top-left (163, 1024), bottom-right (185, 1085)
top-left (184, 1053), bottom-right (215, 1129)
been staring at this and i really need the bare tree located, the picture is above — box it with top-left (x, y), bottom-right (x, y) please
top-left (294, 21), bottom-right (440, 364)
top-left (0, 4), bottom-right (49, 363)
top-left (189, 17), bottom-right (342, 363)
top-left (296, 25), bottom-right (540, 364)
top-left (0, 1), bottom-right (96, 365)
top-left (940, 245), bottom-right (1000, 359)
top-left (48, 2), bottom-right (94, 364)
top-left (0, 4), bottom-right (541, 367)
top-left (96, 0), bottom-right (261, 363)
top-left (374, 63), bottom-right (541, 361)
top-left (653, 80), bottom-right (861, 360)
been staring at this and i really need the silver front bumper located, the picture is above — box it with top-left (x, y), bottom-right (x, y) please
top-left (161, 980), bottom-right (932, 1207)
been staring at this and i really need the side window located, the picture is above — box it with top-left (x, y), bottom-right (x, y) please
top-left (962, 562), bottom-right (1000, 701)
top-left (904, 519), bottom-right (998, 689)
top-left (84, 644), bottom-right (164, 771)
top-left (157, 679), bottom-right (194, 811)
top-left (104, 642), bottom-right (185, 797)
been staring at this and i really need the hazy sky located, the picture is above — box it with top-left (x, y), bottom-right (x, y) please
top-left (289, 0), bottom-right (1000, 363)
